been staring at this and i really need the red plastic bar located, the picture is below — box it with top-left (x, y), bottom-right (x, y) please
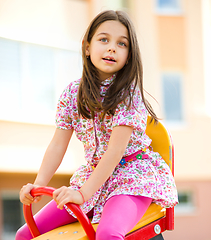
top-left (166, 207), bottom-right (174, 230)
top-left (23, 205), bottom-right (40, 237)
top-left (23, 187), bottom-right (95, 240)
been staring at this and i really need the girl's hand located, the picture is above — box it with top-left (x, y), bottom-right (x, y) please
top-left (19, 183), bottom-right (42, 206)
top-left (53, 186), bottom-right (84, 210)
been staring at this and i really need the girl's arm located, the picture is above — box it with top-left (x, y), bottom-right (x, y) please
top-left (53, 125), bottom-right (133, 208)
top-left (34, 128), bottom-right (73, 186)
top-left (81, 125), bottom-right (133, 200)
top-left (20, 128), bottom-right (73, 205)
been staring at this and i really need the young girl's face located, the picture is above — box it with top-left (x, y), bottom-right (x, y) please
top-left (86, 20), bottom-right (129, 81)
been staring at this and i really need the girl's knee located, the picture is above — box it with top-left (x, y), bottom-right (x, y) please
top-left (15, 228), bottom-right (24, 240)
top-left (15, 225), bottom-right (32, 240)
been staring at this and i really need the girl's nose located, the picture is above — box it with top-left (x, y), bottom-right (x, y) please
top-left (108, 45), bottom-right (116, 53)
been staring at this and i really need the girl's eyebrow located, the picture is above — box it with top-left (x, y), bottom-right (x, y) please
top-left (97, 32), bottom-right (129, 41)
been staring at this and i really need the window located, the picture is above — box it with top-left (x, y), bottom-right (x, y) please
top-left (162, 73), bottom-right (184, 123)
top-left (27, 44), bottom-right (56, 111)
top-left (0, 38), bottom-right (22, 110)
top-left (0, 37), bottom-right (82, 124)
top-left (155, 0), bottom-right (182, 15)
top-left (175, 191), bottom-right (195, 215)
top-left (1, 193), bottom-right (24, 240)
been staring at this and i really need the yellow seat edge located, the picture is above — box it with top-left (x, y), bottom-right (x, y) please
top-left (127, 203), bottom-right (166, 234)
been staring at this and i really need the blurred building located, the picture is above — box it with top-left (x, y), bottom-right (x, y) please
top-left (0, 0), bottom-right (211, 239)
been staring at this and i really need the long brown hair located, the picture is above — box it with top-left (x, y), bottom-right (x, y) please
top-left (77, 10), bottom-right (158, 122)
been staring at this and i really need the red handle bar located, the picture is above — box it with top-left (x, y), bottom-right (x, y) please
top-left (23, 186), bottom-right (96, 240)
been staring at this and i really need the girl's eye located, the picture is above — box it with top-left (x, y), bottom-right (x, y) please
top-left (118, 42), bottom-right (127, 47)
top-left (100, 38), bottom-right (108, 43)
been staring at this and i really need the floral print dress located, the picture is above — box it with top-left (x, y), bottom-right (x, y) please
top-left (55, 75), bottom-right (178, 224)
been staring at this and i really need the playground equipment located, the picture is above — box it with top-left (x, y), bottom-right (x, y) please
top-left (23, 117), bottom-right (174, 239)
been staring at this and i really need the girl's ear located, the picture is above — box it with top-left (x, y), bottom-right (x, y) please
top-left (85, 42), bottom-right (90, 57)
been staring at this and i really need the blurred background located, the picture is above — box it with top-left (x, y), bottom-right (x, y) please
top-left (0, 0), bottom-right (211, 239)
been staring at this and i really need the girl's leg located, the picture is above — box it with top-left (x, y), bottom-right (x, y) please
top-left (96, 195), bottom-right (152, 240)
top-left (16, 200), bottom-right (93, 240)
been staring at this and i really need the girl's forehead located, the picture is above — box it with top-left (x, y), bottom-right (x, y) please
top-left (94, 20), bottom-right (129, 39)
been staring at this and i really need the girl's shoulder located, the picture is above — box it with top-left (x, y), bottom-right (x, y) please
top-left (67, 78), bottom-right (81, 89)
top-left (58, 79), bottom-right (81, 103)
top-left (72, 78), bottom-right (81, 86)
top-left (62, 78), bottom-right (81, 94)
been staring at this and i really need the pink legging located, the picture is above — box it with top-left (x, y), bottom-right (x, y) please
top-left (16, 195), bottom-right (152, 240)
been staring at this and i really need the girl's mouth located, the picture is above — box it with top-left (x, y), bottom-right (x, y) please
top-left (102, 57), bottom-right (116, 63)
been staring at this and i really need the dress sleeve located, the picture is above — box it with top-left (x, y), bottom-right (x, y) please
top-left (55, 84), bottom-right (73, 130)
top-left (112, 87), bottom-right (148, 132)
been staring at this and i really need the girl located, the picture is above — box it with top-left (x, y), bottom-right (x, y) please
top-left (16, 10), bottom-right (178, 240)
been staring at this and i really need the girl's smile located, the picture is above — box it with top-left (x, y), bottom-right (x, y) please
top-left (86, 20), bottom-right (129, 81)
top-left (102, 55), bottom-right (116, 64)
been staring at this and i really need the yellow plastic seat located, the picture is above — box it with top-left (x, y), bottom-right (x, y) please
top-left (33, 203), bottom-right (165, 240)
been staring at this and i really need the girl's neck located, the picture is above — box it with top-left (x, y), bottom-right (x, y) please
top-left (98, 72), bottom-right (116, 82)
top-left (99, 73), bottom-right (117, 82)
top-left (100, 73), bottom-right (116, 83)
